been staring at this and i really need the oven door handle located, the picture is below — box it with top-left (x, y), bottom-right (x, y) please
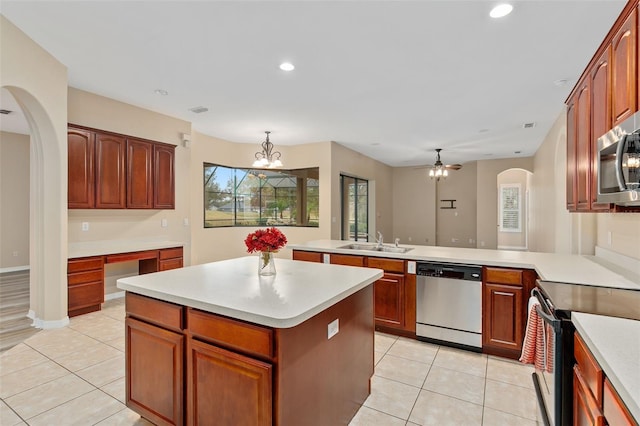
top-left (535, 304), bottom-right (562, 333)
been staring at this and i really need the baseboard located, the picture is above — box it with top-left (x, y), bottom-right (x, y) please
top-left (0, 265), bottom-right (30, 274)
top-left (31, 316), bottom-right (69, 330)
top-left (105, 291), bottom-right (125, 301)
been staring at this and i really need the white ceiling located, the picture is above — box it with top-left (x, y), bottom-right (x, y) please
top-left (0, 0), bottom-right (627, 167)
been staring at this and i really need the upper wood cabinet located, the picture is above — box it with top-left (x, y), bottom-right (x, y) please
top-left (590, 47), bottom-right (613, 211)
top-left (611, 9), bottom-right (637, 126)
top-left (67, 128), bottom-right (95, 209)
top-left (153, 143), bottom-right (176, 209)
top-left (68, 125), bottom-right (175, 210)
top-left (576, 82), bottom-right (592, 212)
top-left (566, 0), bottom-right (639, 213)
top-left (95, 132), bottom-right (126, 209)
top-left (127, 138), bottom-right (154, 209)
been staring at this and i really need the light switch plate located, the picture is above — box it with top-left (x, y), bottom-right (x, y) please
top-left (407, 261), bottom-right (416, 274)
top-left (327, 319), bottom-right (339, 339)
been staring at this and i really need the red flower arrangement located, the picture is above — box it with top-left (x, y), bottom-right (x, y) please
top-left (245, 227), bottom-right (288, 253)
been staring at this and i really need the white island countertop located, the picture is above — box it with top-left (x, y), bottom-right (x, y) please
top-left (117, 256), bottom-right (383, 328)
top-left (572, 313), bottom-right (640, 421)
top-left (289, 240), bottom-right (640, 290)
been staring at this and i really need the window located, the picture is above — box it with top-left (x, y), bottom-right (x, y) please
top-left (340, 175), bottom-right (368, 241)
top-left (204, 164), bottom-right (319, 228)
top-left (499, 183), bottom-right (521, 232)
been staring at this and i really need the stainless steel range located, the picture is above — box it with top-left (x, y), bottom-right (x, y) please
top-left (415, 262), bottom-right (482, 350)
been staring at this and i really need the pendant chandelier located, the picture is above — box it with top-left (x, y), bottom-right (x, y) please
top-left (429, 149), bottom-right (449, 180)
top-left (252, 131), bottom-right (283, 168)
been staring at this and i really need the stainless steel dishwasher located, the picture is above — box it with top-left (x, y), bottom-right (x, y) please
top-left (416, 262), bottom-right (483, 350)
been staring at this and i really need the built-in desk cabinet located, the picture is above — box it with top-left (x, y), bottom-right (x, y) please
top-left (68, 246), bottom-right (183, 317)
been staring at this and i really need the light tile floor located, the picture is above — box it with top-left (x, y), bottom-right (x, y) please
top-left (1, 299), bottom-right (539, 425)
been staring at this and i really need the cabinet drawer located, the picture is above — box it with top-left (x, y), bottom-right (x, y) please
top-left (603, 378), bottom-right (636, 426)
top-left (575, 333), bottom-right (604, 405)
top-left (188, 309), bottom-right (274, 359)
top-left (330, 254), bottom-right (365, 267)
top-left (68, 270), bottom-right (103, 286)
top-left (68, 281), bottom-right (103, 310)
top-left (106, 250), bottom-right (158, 264)
top-left (68, 256), bottom-right (104, 273)
top-left (292, 250), bottom-right (323, 263)
top-left (367, 257), bottom-right (404, 273)
top-left (574, 365), bottom-right (605, 426)
top-left (160, 258), bottom-right (183, 271)
top-left (160, 247), bottom-right (183, 260)
top-left (126, 292), bottom-right (183, 332)
top-left (485, 267), bottom-right (522, 285)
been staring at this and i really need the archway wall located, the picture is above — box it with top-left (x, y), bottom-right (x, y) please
top-left (1, 16), bottom-right (69, 326)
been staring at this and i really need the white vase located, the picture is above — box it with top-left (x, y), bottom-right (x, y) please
top-left (258, 251), bottom-right (276, 276)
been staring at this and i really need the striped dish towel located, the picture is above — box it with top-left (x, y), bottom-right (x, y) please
top-left (519, 296), bottom-right (545, 370)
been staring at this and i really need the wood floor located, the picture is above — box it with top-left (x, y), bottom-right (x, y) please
top-left (0, 270), bottom-right (39, 352)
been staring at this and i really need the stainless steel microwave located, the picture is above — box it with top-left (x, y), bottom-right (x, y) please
top-left (597, 111), bottom-right (640, 206)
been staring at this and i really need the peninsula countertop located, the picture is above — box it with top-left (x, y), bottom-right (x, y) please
top-left (572, 312), bottom-right (640, 421)
top-left (288, 240), bottom-right (640, 290)
top-left (69, 239), bottom-right (184, 259)
top-left (117, 256), bottom-right (383, 328)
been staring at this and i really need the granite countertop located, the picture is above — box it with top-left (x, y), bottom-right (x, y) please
top-left (117, 256), bottom-right (382, 328)
top-left (572, 312), bottom-right (640, 421)
top-left (69, 239), bottom-right (185, 259)
top-left (288, 240), bottom-right (640, 290)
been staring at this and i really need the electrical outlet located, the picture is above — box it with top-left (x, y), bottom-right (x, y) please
top-left (480, 241), bottom-right (485, 247)
top-left (12, 251), bottom-right (18, 257)
top-left (607, 231), bottom-right (612, 246)
top-left (183, 218), bottom-right (189, 226)
top-left (161, 218), bottom-right (168, 228)
top-left (327, 319), bottom-right (339, 339)
top-left (323, 253), bottom-right (330, 264)
top-left (407, 261), bottom-right (416, 274)
top-left (408, 236), bottom-right (412, 242)
top-left (81, 222), bottom-right (89, 231)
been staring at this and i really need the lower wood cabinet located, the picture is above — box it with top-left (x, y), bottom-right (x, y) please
top-left (67, 256), bottom-right (104, 317)
top-left (482, 266), bottom-right (536, 359)
top-left (292, 250), bottom-right (323, 263)
top-left (373, 272), bottom-right (405, 329)
top-left (126, 317), bottom-right (184, 426)
top-left (160, 247), bottom-right (184, 271)
top-left (574, 332), bottom-right (636, 426)
top-left (187, 339), bottom-right (272, 426)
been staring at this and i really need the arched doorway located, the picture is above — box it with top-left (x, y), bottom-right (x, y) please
top-left (497, 168), bottom-right (533, 251)
top-left (1, 86), bottom-right (68, 329)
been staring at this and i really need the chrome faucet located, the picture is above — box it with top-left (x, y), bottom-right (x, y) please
top-left (376, 231), bottom-right (383, 248)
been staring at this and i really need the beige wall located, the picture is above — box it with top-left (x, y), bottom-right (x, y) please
top-left (330, 143), bottom-right (393, 241)
top-left (392, 167), bottom-right (436, 245)
top-left (67, 88), bottom-right (193, 293)
top-left (0, 131), bottom-right (30, 268)
top-left (476, 157), bottom-right (534, 249)
top-left (190, 132), bottom-right (332, 265)
top-left (436, 161), bottom-right (478, 248)
top-left (597, 214), bottom-right (640, 260)
top-left (1, 15), bottom-right (69, 326)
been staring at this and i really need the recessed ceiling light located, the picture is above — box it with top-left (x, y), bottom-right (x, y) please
top-left (490, 4), bottom-right (513, 18)
top-left (154, 89), bottom-right (168, 96)
top-left (279, 62), bottom-right (295, 71)
top-left (189, 106), bottom-right (209, 114)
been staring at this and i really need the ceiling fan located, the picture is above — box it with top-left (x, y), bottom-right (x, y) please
top-left (427, 148), bottom-right (462, 180)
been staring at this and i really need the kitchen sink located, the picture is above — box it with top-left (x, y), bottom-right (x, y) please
top-left (338, 243), bottom-right (413, 254)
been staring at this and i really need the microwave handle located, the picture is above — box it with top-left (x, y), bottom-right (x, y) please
top-left (615, 134), bottom-right (627, 190)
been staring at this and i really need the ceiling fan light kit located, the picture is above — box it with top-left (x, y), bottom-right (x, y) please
top-left (429, 148), bottom-right (460, 181)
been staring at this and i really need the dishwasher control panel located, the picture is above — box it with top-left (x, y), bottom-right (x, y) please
top-left (416, 262), bottom-right (482, 281)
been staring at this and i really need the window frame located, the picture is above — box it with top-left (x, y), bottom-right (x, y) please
top-left (499, 183), bottom-right (522, 233)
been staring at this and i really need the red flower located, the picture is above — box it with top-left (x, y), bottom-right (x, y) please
top-left (245, 227), bottom-right (288, 253)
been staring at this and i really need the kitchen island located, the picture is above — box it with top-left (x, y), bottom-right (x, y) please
top-left (117, 256), bottom-right (383, 426)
